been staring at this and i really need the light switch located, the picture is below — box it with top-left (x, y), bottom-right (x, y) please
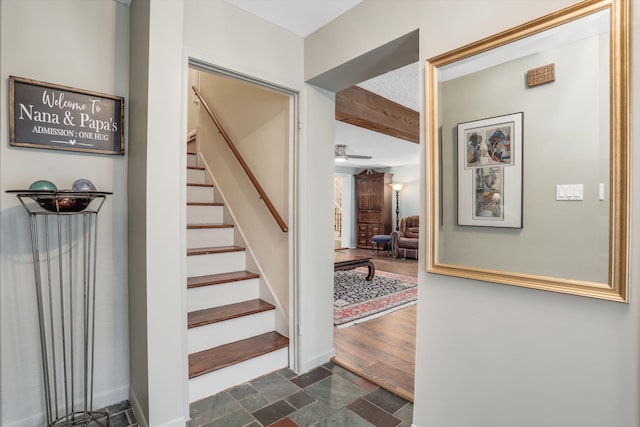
top-left (556, 184), bottom-right (583, 201)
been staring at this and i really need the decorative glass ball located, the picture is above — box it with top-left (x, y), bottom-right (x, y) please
top-left (71, 179), bottom-right (97, 192)
top-left (29, 180), bottom-right (57, 191)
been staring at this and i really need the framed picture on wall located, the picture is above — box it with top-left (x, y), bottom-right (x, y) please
top-left (457, 112), bottom-right (523, 228)
top-left (9, 76), bottom-right (125, 155)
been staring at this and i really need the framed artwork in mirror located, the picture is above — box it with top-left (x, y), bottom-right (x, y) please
top-left (425, 0), bottom-right (630, 302)
top-left (458, 112), bottom-right (523, 228)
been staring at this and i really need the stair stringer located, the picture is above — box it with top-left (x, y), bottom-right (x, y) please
top-left (196, 153), bottom-right (289, 338)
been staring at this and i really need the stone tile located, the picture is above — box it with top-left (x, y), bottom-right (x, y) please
top-left (289, 401), bottom-right (333, 426)
top-left (290, 366), bottom-right (332, 388)
top-left (229, 383), bottom-right (258, 401)
top-left (190, 392), bottom-right (240, 425)
top-left (201, 408), bottom-right (254, 427)
top-left (239, 393), bottom-right (270, 413)
top-left (107, 411), bottom-right (131, 427)
top-left (305, 374), bottom-right (368, 411)
top-left (277, 368), bottom-right (299, 380)
top-left (285, 390), bottom-right (316, 409)
top-left (270, 417), bottom-right (299, 427)
top-left (311, 408), bottom-right (374, 427)
top-left (104, 400), bottom-right (132, 414)
top-left (347, 398), bottom-right (402, 427)
top-left (352, 376), bottom-right (380, 393)
top-left (393, 403), bottom-right (414, 424)
top-left (250, 372), bottom-right (301, 402)
top-left (251, 400), bottom-right (296, 426)
top-left (364, 388), bottom-right (408, 414)
top-left (325, 364), bottom-right (378, 392)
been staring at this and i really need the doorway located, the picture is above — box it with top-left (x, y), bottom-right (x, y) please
top-left (309, 30), bottom-right (420, 401)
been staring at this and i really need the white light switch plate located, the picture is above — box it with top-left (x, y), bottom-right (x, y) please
top-left (556, 184), bottom-right (583, 201)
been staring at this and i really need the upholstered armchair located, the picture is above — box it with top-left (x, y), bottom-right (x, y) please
top-left (391, 215), bottom-right (419, 259)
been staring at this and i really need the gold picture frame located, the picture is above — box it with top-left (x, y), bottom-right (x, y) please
top-left (425, 0), bottom-right (630, 302)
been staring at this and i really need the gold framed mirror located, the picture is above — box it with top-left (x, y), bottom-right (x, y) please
top-left (425, 0), bottom-right (630, 302)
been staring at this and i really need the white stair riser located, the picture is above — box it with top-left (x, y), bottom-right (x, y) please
top-left (187, 153), bottom-right (198, 168)
top-left (188, 278), bottom-right (259, 312)
top-left (187, 205), bottom-right (224, 224)
top-left (189, 348), bottom-right (288, 403)
top-left (187, 252), bottom-right (246, 277)
top-left (188, 311), bottom-right (275, 354)
top-left (187, 227), bottom-right (234, 248)
top-left (187, 168), bottom-right (206, 184)
top-left (187, 186), bottom-right (214, 203)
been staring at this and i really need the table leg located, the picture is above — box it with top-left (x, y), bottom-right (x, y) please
top-left (365, 261), bottom-right (375, 281)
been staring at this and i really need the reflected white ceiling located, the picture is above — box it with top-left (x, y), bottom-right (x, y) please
top-left (223, 0), bottom-right (420, 168)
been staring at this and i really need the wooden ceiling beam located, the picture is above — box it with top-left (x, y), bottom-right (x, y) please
top-left (335, 85), bottom-right (419, 144)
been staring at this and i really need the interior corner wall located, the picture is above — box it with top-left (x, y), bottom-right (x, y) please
top-left (129, 1), bottom-right (187, 426)
top-left (0, 1), bottom-right (130, 426)
top-left (128, 0), bottom-right (151, 422)
top-left (306, 1), bottom-right (640, 426)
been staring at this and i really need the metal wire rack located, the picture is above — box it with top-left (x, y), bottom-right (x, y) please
top-left (8, 190), bottom-right (111, 427)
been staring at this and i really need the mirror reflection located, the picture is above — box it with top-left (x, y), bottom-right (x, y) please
top-left (426, 0), bottom-right (630, 302)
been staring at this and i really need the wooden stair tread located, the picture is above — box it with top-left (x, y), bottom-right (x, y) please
top-left (187, 223), bottom-right (234, 229)
top-left (189, 331), bottom-right (289, 379)
top-left (187, 202), bottom-right (223, 206)
top-left (187, 151), bottom-right (197, 155)
top-left (188, 299), bottom-right (274, 328)
top-left (187, 183), bottom-right (213, 187)
top-left (187, 166), bottom-right (205, 170)
top-left (188, 271), bottom-right (259, 289)
top-left (187, 246), bottom-right (245, 256)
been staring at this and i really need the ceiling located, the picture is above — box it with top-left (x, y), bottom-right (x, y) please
top-left (223, 0), bottom-right (421, 168)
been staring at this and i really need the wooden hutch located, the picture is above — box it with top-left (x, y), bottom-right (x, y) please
top-left (355, 170), bottom-right (393, 249)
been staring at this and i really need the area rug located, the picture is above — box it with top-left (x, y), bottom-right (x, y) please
top-left (334, 268), bottom-right (417, 328)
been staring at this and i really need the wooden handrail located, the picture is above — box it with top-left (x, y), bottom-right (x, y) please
top-left (192, 86), bottom-right (288, 232)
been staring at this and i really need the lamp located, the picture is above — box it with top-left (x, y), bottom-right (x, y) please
top-left (390, 183), bottom-right (403, 231)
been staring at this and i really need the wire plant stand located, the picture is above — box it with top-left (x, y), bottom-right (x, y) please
top-left (9, 190), bottom-right (112, 427)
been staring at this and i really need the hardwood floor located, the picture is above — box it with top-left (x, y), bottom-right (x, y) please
top-left (333, 248), bottom-right (418, 402)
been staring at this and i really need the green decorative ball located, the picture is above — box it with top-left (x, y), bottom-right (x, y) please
top-left (29, 180), bottom-right (57, 191)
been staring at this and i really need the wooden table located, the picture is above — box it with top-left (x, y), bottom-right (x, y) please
top-left (334, 253), bottom-right (375, 281)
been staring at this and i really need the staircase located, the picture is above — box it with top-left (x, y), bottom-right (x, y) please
top-left (186, 147), bottom-right (289, 403)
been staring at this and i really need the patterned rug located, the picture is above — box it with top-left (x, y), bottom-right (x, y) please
top-left (334, 268), bottom-right (417, 328)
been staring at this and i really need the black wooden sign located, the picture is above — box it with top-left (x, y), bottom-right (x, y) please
top-left (9, 76), bottom-right (125, 155)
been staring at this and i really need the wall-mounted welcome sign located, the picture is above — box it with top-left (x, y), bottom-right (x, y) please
top-left (9, 76), bottom-right (124, 155)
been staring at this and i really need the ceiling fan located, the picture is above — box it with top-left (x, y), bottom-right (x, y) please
top-left (334, 144), bottom-right (372, 162)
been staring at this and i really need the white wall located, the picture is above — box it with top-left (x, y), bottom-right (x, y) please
top-left (0, 1), bottom-right (130, 426)
top-left (128, 1), bottom-right (186, 426)
top-left (306, 1), bottom-right (640, 426)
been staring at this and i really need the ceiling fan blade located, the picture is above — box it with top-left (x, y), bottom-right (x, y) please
top-left (347, 154), bottom-right (373, 159)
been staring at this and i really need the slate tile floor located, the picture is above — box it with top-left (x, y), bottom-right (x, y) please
top-left (188, 362), bottom-right (414, 427)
